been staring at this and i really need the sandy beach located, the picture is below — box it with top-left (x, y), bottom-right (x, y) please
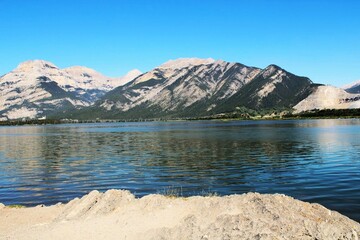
top-left (1, 190), bottom-right (359, 240)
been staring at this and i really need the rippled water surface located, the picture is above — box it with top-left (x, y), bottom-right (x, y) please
top-left (0, 119), bottom-right (359, 222)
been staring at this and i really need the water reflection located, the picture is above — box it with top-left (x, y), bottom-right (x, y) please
top-left (0, 119), bottom-right (359, 222)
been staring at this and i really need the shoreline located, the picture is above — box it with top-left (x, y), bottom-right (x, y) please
top-left (1, 190), bottom-right (359, 239)
top-left (0, 115), bottom-right (359, 127)
top-left (1, 107), bottom-right (360, 127)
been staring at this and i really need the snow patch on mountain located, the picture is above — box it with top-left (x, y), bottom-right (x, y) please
top-left (293, 85), bottom-right (360, 113)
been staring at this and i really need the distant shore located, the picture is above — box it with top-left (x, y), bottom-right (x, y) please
top-left (1, 190), bottom-right (359, 239)
top-left (0, 108), bottom-right (359, 126)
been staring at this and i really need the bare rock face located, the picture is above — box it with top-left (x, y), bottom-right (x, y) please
top-left (294, 85), bottom-right (360, 113)
top-left (96, 58), bottom-right (261, 117)
top-left (0, 60), bottom-right (141, 120)
top-left (93, 61), bottom-right (314, 119)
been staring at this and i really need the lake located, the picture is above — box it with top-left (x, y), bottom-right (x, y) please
top-left (0, 119), bottom-right (359, 222)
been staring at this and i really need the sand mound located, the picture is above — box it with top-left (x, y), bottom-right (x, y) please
top-left (55, 189), bottom-right (135, 221)
top-left (1, 190), bottom-right (359, 239)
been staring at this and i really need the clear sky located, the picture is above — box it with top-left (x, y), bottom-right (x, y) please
top-left (1, 0), bottom-right (359, 87)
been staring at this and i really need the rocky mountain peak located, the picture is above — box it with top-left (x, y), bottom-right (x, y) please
top-left (0, 60), bottom-right (143, 120)
top-left (343, 79), bottom-right (360, 94)
top-left (158, 58), bottom-right (216, 70)
top-left (123, 69), bottom-right (142, 79)
top-left (3, 57), bottom-right (357, 121)
top-left (64, 65), bottom-right (99, 74)
top-left (16, 60), bottom-right (59, 72)
top-left (261, 64), bottom-right (283, 77)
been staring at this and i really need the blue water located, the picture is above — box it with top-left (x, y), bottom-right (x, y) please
top-left (0, 119), bottom-right (359, 222)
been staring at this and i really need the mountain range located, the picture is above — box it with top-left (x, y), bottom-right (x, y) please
top-left (0, 58), bottom-right (359, 121)
top-left (0, 60), bottom-right (141, 120)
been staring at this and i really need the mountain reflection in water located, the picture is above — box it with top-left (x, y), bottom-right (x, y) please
top-left (0, 119), bottom-right (359, 222)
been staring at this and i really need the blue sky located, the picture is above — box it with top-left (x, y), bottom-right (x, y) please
top-left (1, 0), bottom-right (359, 87)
